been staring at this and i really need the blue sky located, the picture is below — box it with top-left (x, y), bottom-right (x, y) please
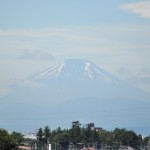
top-left (0, 0), bottom-right (140, 28)
top-left (0, 0), bottom-right (150, 95)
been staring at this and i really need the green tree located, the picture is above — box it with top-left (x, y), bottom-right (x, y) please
top-left (81, 128), bottom-right (88, 143)
top-left (123, 130), bottom-right (138, 148)
top-left (54, 132), bottom-right (69, 143)
top-left (113, 128), bottom-right (140, 149)
top-left (0, 128), bottom-right (17, 150)
top-left (36, 128), bottom-right (43, 142)
top-left (113, 128), bottom-right (126, 146)
top-left (69, 121), bottom-right (81, 144)
top-left (143, 136), bottom-right (150, 148)
top-left (98, 129), bottom-right (113, 148)
top-left (43, 126), bottom-right (51, 145)
top-left (11, 131), bottom-right (24, 145)
top-left (43, 126), bottom-right (51, 139)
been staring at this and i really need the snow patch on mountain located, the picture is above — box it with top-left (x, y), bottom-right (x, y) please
top-left (33, 60), bottom-right (65, 79)
top-left (84, 62), bottom-right (94, 80)
top-left (32, 58), bottom-right (118, 84)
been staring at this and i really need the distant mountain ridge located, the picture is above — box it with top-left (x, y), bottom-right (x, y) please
top-left (0, 58), bottom-right (150, 131)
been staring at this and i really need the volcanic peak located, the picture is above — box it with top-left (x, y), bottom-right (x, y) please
top-left (33, 58), bottom-right (117, 83)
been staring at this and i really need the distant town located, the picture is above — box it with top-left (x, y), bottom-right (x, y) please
top-left (1, 121), bottom-right (150, 150)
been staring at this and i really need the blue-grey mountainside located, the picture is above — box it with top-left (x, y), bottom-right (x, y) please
top-left (0, 59), bottom-right (150, 131)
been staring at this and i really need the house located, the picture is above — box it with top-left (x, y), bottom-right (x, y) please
top-left (18, 146), bottom-right (31, 150)
top-left (86, 122), bottom-right (102, 131)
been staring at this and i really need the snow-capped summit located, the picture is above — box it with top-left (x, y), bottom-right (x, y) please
top-left (27, 58), bottom-right (149, 102)
top-left (33, 58), bottom-right (118, 83)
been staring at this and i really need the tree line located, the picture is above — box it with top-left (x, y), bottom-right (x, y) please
top-left (0, 128), bottom-right (24, 150)
top-left (0, 121), bottom-right (150, 150)
top-left (36, 121), bottom-right (150, 150)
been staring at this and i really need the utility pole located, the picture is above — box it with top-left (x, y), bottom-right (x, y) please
top-left (47, 137), bottom-right (52, 150)
top-left (55, 142), bottom-right (57, 150)
top-left (47, 137), bottom-right (49, 150)
top-left (34, 142), bottom-right (37, 150)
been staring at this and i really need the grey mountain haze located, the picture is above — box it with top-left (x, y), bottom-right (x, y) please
top-left (0, 59), bottom-right (150, 133)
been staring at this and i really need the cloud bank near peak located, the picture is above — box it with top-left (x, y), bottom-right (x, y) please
top-left (19, 50), bottom-right (55, 61)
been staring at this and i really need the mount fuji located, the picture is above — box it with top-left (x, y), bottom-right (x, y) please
top-left (29, 58), bottom-right (148, 101)
top-left (1, 58), bottom-right (150, 131)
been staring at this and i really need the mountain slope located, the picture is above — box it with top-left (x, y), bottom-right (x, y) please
top-left (32, 59), bottom-right (118, 82)
top-left (0, 58), bottom-right (150, 131)
top-left (29, 58), bottom-right (148, 101)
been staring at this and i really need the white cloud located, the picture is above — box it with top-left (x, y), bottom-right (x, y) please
top-left (0, 24), bottom-right (150, 58)
top-left (115, 68), bottom-right (133, 80)
top-left (120, 1), bottom-right (150, 18)
top-left (19, 50), bottom-right (55, 61)
top-left (115, 67), bottom-right (150, 93)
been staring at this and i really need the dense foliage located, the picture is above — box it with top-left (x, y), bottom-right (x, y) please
top-left (1, 121), bottom-right (150, 150)
top-left (36, 121), bottom-right (150, 150)
top-left (0, 128), bottom-right (24, 150)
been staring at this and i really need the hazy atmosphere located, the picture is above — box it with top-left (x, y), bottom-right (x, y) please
top-left (0, 0), bottom-right (150, 132)
top-left (0, 0), bottom-right (150, 95)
